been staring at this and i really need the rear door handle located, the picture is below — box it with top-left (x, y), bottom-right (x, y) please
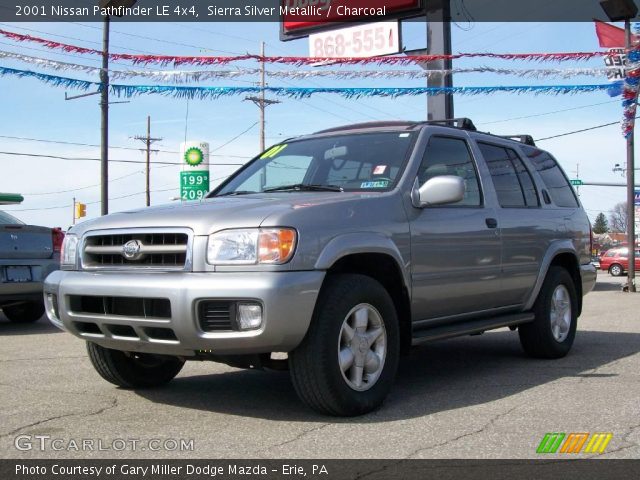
top-left (485, 218), bottom-right (498, 229)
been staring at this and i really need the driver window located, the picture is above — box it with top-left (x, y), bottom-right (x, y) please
top-left (417, 136), bottom-right (482, 207)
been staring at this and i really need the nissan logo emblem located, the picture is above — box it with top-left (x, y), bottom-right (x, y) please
top-left (122, 239), bottom-right (143, 260)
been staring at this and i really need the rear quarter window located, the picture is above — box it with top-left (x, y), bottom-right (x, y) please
top-left (0, 210), bottom-right (23, 225)
top-left (522, 147), bottom-right (578, 208)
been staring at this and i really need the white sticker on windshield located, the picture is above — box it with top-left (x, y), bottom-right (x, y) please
top-left (399, 133), bottom-right (410, 138)
top-left (373, 165), bottom-right (387, 175)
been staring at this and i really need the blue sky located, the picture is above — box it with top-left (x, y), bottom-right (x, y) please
top-left (0, 20), bottom-right (631, 228)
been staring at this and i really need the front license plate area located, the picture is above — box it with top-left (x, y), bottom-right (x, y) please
top-left (6, 266), bottom-right (32, 283)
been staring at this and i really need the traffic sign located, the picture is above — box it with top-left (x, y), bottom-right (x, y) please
top-left (570, 179), bottom-right (583, 186)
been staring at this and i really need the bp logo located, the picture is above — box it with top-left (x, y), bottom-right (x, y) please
top-left (184, 147), bottom-right (204, 167)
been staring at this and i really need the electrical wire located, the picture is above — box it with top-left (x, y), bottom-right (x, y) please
top-left (0, 134), bottom-right (251, 158)
top-left (0, 150), bottom-right (244, 166)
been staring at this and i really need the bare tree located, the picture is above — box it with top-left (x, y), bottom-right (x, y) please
top-left (609, 202), bottom-right (628, 233)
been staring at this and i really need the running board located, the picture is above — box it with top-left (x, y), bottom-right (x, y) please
top-left (411, 313), bottom-right (535, 345)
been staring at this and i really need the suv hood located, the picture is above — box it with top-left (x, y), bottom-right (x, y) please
top-left (71, 192), bottom-right (372, 236)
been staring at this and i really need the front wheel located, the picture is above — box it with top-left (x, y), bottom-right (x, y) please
top-left (609, 264), bottom-right (624, 277)
top-left (519, 266), bottom-right (578, 359)
top-left (2, 301), bottom-right (44, 323)
top-left (86, 342), bottom-right (184, 388)
top-left (289, 274), bottom-right (400, 416)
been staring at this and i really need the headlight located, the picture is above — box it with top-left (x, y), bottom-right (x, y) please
top-left (207, 228), bottom-right (297, 265)
top-left (60, 234), bottom-right (78, 267)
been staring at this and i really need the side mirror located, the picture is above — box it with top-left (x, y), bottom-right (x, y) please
top-left (414, 175), bottom-right (465, 207)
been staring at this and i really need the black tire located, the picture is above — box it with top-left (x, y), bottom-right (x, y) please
top-left (289, 274), bottom-right (400, 416)
top-left (519, 266), bottom-right (578, 359)
top-left (2, 301), bottom-right (44, 323)
top-left (609, 264), bottom-right (624, 277)
top-left (86, 342), bottom-right (184, 388)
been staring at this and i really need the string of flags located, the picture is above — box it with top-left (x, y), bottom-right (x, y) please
top-left (0, 28), bottom-right (610, 66)
top-left (0, 51), bottom-right (618, 82)
top-left (0, 25), bottom-right (638, 137)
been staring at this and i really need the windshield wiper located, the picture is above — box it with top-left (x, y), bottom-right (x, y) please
top-left (215, 190), bottom-right (257, 197)
top-left (263, 183), bottom-right (343, 193)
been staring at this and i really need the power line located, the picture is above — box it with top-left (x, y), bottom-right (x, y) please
top-left (534, 118), bottom-right (637, 142)
top-left (212, 122), bottom-right (258, 152)
top-left (0, 150), bottom-right (244, 166)
top-left (22, 170), bottom-right (145, 196)
top-left (0, 134), bottom-right (251, 158)
top-left (71, 22), bottom-right (246, 56)
top-left (481, 100), bottom-right (619, 125)
top-left (7, 175), bottom-right (232, 212)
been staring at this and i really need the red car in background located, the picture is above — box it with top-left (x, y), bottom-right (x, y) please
top-left (599, 247), bottom-right (640, 277)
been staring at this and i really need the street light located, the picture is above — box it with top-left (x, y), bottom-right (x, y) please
top-left (601, 0), bottom-right (639, 292)
top-left (98, 0), bottom-right (137, 216)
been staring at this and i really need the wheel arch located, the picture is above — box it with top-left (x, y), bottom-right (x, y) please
top-left (525, 242), bottom-right (583, 316)
top-left (315, 237), bottom-right (411, 355)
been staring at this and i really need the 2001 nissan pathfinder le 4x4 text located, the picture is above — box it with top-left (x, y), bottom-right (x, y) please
top-left (44, 119), bottom-right (596, 416)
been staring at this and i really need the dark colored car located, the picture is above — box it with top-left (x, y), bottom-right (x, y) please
top-left (599, 247), bottom-right (640, 276)
top-left (1, 210), bottom-right (64, 322)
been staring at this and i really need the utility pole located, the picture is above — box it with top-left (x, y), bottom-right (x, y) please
top-left (100, 15), bottom-right (110, 216)
top-left (408, 0), bottom-right (454, 120)
top-left (245, 42), bottom-right (280, 152)
top-left (72, 197), bottom-right (76, 226)
top-left (625, 18), bottom-right (637, 292)
top-left (134, 116), bottom-right (163, 207)
top-left (426, 0), bottom-right (453, 120)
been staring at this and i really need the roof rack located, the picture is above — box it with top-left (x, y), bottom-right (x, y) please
top-left (422, 118), bottom-right (477, 131)
top-left (314, 121), bottom-right (418, 134)
top-left (498, 135), bottom-right (536, 147)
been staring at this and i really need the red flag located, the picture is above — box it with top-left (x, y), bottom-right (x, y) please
top-left (595, 20), bottom-right (626, 48)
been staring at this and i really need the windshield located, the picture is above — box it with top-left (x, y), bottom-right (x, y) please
top-left (213, 132), bottom-right (416, 196)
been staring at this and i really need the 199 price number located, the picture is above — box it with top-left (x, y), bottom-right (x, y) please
top-left (180, 171), bottom-right (209, 201)
top-left (309, 22), bottom-right (399, 58)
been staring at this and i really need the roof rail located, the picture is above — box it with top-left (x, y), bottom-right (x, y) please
top-left (422, 118), bottom-right (477, 131)
top-left (498, 135), bottom-right (536, 147)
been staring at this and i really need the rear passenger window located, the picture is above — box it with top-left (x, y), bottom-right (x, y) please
top-left (479, 143), bottom-right (538, 208)
top-left (418, 136), bottom-right (481, 206)
top-left (523, 147), bottom-right (579, 208)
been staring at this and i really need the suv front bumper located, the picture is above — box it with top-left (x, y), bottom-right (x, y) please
top-left (43, 270), bottom-right (324, 356)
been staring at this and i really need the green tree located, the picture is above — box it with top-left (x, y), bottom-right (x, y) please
top-left (593, 212), bottom-right (609, 234)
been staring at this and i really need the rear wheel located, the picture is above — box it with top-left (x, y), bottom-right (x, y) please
top-left (519, 266), bottom-right (578, 359)
top-left (609, 264), bottom-right (624, 277)
top-left (289, 274), bottom-right (400, 416)
top-left (86, 342), bottom-right (184, 388)
top-left (2, 301), bottom-right (44, 323)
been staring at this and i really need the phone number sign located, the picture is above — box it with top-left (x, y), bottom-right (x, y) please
top-left (180, 171), bottom-right (209, 201)
top-left (309, 21), bottom-right (399, 57)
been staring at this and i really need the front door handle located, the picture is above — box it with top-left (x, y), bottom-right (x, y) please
top-left (485, 218), bottom-right (498, 229)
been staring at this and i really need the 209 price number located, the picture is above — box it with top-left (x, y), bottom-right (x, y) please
top-left (312, 26), bottom-right (396, 57)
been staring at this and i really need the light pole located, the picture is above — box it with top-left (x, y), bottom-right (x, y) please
top-left (601, 0), bottom-right (638, 292)
top-left (98, 0), bottom-right (137, 215)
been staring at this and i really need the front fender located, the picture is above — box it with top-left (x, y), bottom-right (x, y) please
top-left (314, 233), bottom-right (410, 293)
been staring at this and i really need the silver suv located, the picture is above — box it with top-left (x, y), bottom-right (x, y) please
top-left (44, 119), bottom-right (596, 416)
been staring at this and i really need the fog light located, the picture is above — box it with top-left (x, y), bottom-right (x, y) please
top-left (237, 303), bottom-right (262, 330)
top-left (45, 293), bottom-right (59, 320)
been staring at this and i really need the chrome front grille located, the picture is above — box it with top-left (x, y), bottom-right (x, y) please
top-left (81, 229), bottom-right (191, 270)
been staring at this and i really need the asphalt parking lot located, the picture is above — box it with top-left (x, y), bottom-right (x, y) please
top-left (1, 275), bottom-right (638, 459)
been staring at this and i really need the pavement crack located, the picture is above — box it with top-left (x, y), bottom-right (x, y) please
top-left (258, 423), bottom-right (331, 454)
top-left (404, 405), bottom-right (520, 459)
top-left (0, 355), bottom-right (86, 363)
top-left (0, 397), bottom-right (118, 439)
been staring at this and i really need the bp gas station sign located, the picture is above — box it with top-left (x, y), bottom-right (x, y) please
top-left (180, 141), bottom-right (210, 201)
